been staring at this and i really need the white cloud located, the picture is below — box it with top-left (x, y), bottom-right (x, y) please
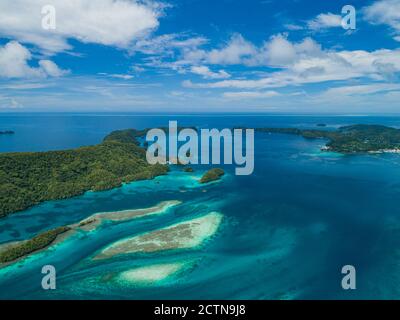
top-left (0, 41), bottom-right (68, 78)
top-left (364, 0), bottom-right (400, 40)
top-left (98, 73), bottom-right (135, 80)
top-left (134, 34), bottom-right (207, 55)
top-left (307, 13), bottom-right (342, 30)
top-left (257, 34), bottom-right (321, 67)
top-left (177, 33), bottom-right (321, 68)
top-left (284, 24), bottom-right (304, 31)
top-left (223, 91), bottom-right (280, 99)
top-left (190, 66), bottom-right (230, 79)
top-left (322, 83), bottom-right (400, 96)
top-left (0, 0), bottom-right (161, 53)
top-left (38, 60), bottom-right (68, 77)
top-left (110, 74), bottom-right (135, 80)
top-left (206, 34), bottom-right (256, 65)
top-left (262, 34), bottom-right (297, 66)
top-left (0, 82), bottom-right (52, 90)
top-left (179, 33), bottom-right (257, 66)
top-left (0, 94), bottom-right (23, 109)
top-left (183, 35), bottom-right (400, 90)
top-left (131, 66), bottom-right (145, 73)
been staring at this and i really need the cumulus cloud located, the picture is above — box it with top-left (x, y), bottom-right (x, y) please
top-left (259, 34), bottom-right (321, 66)
top-left (307, 13), bottom-right (342, 30)
top-left (0, 41), bottom-right (68, 78)
top-left (176, 33), bottom-right (321, 68)
top-left (38, 60), bottom-right (67, 77)
top-left (183, 35), bottom-right (400, 90)
top-left (206, 34), bottom-right (256, 65)
top-left (190, 66), bottom-right (230, 79)
top-left (0, 0), bottom-right (161, 53)
top-left (179, 34), bottom-right (257, 66)
top-left (364, 0), bottom-right (400, 40)
top-left (262, 34), bottom-right (297, 66)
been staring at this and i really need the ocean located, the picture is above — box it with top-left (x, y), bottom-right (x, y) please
top-left (1, 113), bottom-right (400, 299)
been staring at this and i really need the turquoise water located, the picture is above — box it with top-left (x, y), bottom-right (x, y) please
top-left (1, 114), bottom-right (400, 299)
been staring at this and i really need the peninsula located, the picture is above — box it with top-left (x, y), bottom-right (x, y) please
top-left (256, 124), bottom-right (400, 154)
top-left (0, 129), bottom-right (168, 218)
top-left (0, 200), bottom-right (181, 265)
top-left (0, 226), bottom-right (70, 264)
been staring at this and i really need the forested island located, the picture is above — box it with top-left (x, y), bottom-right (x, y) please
top-left (0, 129), bottom-right (168, 218)
top-left (0, 226), bottom-right (70, 263)
top-left (0, 200), bottom-right (181, 264)
top-left (200, 168), bottom-right (225, 183)
top-left (257, 124), bottom-right (400, 153)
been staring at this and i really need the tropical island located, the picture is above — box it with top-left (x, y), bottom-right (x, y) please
top-left (0, 226), bottom-right (70, 263)
top-left (200, 168), bottom-right (225, 184)
top-left (0, 200), bottom-right (181, 265)
top-left (0, 129), bottom-right (168, 218)
top-left (2, 124), bottom-right (398, 219)
top-left (256, 124), bottom-right (400, 154)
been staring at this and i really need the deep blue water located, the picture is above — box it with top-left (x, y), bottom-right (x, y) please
top-left (1, 113), bottom-right (400, 299)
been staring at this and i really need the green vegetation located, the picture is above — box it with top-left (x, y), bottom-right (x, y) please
top-left (0, 129), bottom-right (168, 217)
top-left (257, 124), bottom-right (400, 153)
top-left (103, 129), bottom-right (147, 144)
top-left (200, 168), bottom-right (225, 184)
top-left (183, 167), bottom-right (194, 173)
top-left (0, 226), bottom-right (70, 263)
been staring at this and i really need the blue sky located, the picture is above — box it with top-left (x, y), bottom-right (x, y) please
top-left (0, 0), bottom-right (400, 113)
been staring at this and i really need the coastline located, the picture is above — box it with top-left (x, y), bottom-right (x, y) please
top-left (77, 200), bottom-right (182, 231)
top-left (0, 200), bottom-right (182, 267)
top-left (94, 211), bottom-right (224, 260)
top-left (0, 128), bottom-right (169, 218)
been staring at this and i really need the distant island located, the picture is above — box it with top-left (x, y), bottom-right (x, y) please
top-left (0, 129), bottom-right (168, 218)
top-left (256, 124), bottom-right (400, 154)
top-left (200, 168), bottom-right (225, 183)
top-left (0, 130), bottom-right (14, 135)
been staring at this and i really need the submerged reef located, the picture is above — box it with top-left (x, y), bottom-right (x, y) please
top-left (0, 201), bottom-right (181, 266)
top-left (114, 262), bottom-right (190, 286)
top-left (77, 200), bottom-right (181, 231)
top-left (94, 212), bottom-right (223, 260)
